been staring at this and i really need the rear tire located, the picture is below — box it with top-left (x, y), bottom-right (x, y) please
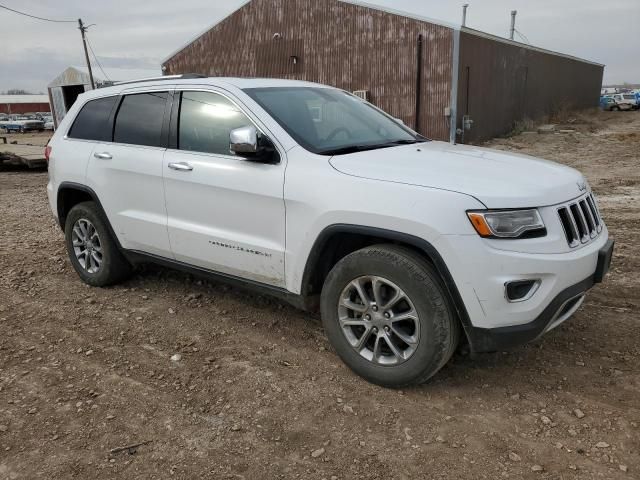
top-left (320, 245), bottom-right (460, 387)
top-left (64, 201), bottom-right (132, 287)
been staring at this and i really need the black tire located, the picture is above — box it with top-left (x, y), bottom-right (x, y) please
top-left (612, 106), bottom-right (620, 111)
top-left (64, 201), bottom-right (132, 287)
top-left (320, 245), bottom-right (460, 388)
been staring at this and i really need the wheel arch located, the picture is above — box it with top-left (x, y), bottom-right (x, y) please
top-left (56, 182), bottom-right (122, 249)
top-left (300, 224), bottom-right (473, 336)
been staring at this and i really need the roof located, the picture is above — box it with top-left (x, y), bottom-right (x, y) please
top-left (48, 66), bottom-right (161, 88)
top-left (162, 0), bottom-right (603, 68)
top-left (0, 95), bottom-right (50, 104)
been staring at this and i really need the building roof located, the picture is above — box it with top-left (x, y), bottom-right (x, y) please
top-left (162, 0), bottom-right (603, 68)
top-left (0, 95), bottom-right (50, 104)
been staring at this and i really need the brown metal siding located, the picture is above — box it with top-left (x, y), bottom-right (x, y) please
top-left (0, 103), bottom-right (50, 115)
top-left (456, 30), bottom-right (604, 143)
top-left (163, 0), bottom-right (454, 141)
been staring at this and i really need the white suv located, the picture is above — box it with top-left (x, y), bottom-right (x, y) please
top-left (46, 76), bottom-right (614, 387)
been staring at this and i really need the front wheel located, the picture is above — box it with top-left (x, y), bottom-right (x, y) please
top-left (320, 245), bottom-right (460, 387)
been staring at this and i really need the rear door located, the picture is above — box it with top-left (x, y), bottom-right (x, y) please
top-left (85, 89), bottom-right (173, 257)
top-left (162, 88), bottom-right (287, 287)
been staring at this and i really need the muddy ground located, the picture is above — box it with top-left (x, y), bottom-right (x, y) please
top-left (0, 111), bottom-right (638, 479)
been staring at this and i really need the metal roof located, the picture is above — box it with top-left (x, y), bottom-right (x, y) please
top-left (161, 0), bottom-right (603, 67)
top-left (0, 95), bottom-right (50, 104)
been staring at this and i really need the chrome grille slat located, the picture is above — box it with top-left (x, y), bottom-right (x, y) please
top-left (557, 193), bottom-right (602, 248)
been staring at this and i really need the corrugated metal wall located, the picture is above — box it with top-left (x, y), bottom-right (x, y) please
top-left (0, 103), bottom-right (50, 115)
top-left (163, 0), bottom-right (454, 141)
top-left (456, 29), bottom-right (604, 143)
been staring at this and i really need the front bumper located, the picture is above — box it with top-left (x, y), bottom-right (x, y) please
top-left (435, 227), bottom-right (613, 352)
top-left (464, 238), bottom-right (614, 352)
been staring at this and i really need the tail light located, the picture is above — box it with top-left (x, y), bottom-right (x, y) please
top-left (44, 145), bottom-right (52, 163)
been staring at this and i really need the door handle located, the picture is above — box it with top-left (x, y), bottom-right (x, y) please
top-left (94, 152), bottom-right (112, 160)
top-left (168, 162), bottom-right (194, 172)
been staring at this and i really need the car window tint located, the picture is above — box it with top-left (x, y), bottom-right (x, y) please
top-left (68, 96), bottom-right (118, 141)
top-left (113, 92), bottom-right (168, 147)
top-left (178, 91), bottom-right (253, 155)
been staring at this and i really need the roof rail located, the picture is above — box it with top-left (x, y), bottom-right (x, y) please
top-left (113, 73), bottom-right (207, 86)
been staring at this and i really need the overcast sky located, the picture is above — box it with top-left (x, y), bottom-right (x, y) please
top-left (1, 0), bottom-right (638, 93)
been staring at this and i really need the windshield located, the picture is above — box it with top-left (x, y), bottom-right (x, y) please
top-left (244, 87), bottom-right (424, 155)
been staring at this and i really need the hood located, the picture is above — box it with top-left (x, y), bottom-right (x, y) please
top-left (329, 141), bottom-right (586, 208)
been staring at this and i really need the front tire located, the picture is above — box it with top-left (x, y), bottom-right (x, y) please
top-left (320, 245), bottom-right (460, 387)
top-left (64, 201), bottom-right (132, 287)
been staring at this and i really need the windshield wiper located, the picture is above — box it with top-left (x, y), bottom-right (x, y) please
top-left (321, 139), bottom-right (422, 156)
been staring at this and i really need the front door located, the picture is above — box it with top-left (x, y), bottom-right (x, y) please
top-left (163, 89), bottom-right (286, 287)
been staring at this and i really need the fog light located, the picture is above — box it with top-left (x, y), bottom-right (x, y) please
top-left (505, 279), bottom-right (541, 302)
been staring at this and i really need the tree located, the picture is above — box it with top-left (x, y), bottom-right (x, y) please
top-left (3, 89), bottom-right (33, 95)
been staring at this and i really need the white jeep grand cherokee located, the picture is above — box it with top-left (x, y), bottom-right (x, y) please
top-left (46, 76), bottom-right (614, 387)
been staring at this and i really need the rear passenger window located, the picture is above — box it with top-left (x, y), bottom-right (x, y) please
top-left (68, 96), bottom-right (117, 141)
top-left (113, 92), bottom-right (168, 147)
top-left (178, 91), bottom-right (253, 155)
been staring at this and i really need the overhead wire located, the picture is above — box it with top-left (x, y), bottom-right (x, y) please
top-left (85, 34), bottom-right (111, 82)
top-left (0, 3), bottom-right (75, 23)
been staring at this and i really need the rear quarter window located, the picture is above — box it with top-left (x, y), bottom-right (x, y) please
top-left (68, 96), bottom-right (118, 141)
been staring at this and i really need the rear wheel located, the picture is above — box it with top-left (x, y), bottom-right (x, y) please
top-left (320, 245), bottom-right (460, 387)
top-left (64, 201), bottom-right (132, 287)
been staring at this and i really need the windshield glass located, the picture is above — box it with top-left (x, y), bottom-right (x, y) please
top-left (244, 87), bottom-right (424, 155)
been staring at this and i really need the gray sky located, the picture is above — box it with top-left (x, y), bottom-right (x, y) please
top-left (1, 0), bottom-right (638, 92)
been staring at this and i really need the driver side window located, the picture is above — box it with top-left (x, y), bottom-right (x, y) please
top-left (178, 91), bottom-right (253, 156)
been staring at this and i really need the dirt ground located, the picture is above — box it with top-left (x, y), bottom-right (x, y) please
top-left (0, 112), bottom-right (638, 479)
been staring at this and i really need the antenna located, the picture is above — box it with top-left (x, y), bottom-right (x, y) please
top-left (462, 4), bottom-right (469, 27)
top-left (509, 10), bottom-right (517, 40)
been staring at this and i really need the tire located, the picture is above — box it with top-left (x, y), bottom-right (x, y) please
top-left (64, 201), bottom-right (132, 287)
top-left (320, 245), bottom-right (460, 388)
top-left (612, 106), bottom-right (620, 111)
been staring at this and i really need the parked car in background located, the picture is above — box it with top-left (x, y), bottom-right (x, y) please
top-left (0, 116), bottom-right (45, 133)
top-left (43, 116), bottom-right (55, 130)
top-left (601, 95), bottom-right (633, 111)
top-left (45, 76), bottom-right (613, 387)
top-left (612, 94), bottom-right (637, 110)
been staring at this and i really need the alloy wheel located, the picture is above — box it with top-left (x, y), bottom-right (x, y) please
top-left (71, 218), bottom-right (103, 274)
top-left (337, 276), bottom-right (421, 365)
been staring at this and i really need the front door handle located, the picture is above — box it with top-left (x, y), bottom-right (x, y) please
top-left (168, 162), bottom-right (194, 172)
top-left (94, 152), bottom-right (112, 160)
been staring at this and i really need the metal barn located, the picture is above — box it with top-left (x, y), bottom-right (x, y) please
top-left (162, 0), bottom-right (604, 143)
top-left (0, 95), bottom-right (50, 115)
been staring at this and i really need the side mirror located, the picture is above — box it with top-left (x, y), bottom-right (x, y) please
top-left (229, 125), bottom-right (279, 163)
top-left (394, 117), bottom-right (405, 126)
top-left (230, 125), bottom-right (259, 155)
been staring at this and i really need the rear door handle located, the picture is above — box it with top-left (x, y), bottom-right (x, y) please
top-left (94, 152), bottom-right (112, 160)
top-left (168, 162), bottom-right (194, 172)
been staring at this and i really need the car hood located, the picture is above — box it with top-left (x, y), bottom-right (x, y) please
top-left (329, 141), bottom-right (586, 208)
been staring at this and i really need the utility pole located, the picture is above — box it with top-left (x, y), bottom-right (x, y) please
top-left (509, 10), bottom-right (517, 40)
top-left (462, 4), bottom-right (469, 27)
top-left (78, 18), bottom-right (95, 90)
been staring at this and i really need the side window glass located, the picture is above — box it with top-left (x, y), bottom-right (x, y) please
top-left (113, 92), bottom-right (168, 147)
top-left (68, 96), bottom-right (118, 141)
top-left (178, 91), bottom-right (253, 155)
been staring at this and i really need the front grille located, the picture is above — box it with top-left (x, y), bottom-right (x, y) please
top-left (558, 193), bottom-right (602, 247)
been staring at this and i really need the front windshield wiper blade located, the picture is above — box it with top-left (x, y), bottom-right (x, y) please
top-left (320, 144), bottom-right (397, 156)
top-left (321, 139), bottom-right (423, 156)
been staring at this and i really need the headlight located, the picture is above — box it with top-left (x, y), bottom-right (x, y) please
top-left (467, 209), bottom-right (546, 239)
